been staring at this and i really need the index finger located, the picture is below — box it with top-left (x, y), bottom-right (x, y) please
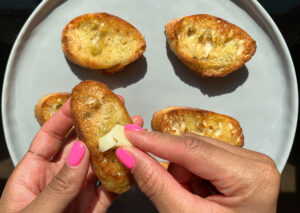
top-left (125, 130), bottom-right (245, 182)
top-left (29, 99), bottom-right (74, 160)
top-left (184, 133), bottom-right (276, 166)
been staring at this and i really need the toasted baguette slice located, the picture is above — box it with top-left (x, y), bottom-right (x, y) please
top-left (35, 92), bottom-right (70, 125)
top-left (165, 14), bottom-right (256, 77)
top-left (152, 107), bottom-right (244, 146)
top-left (71, 80), bottom-right (134, 194)
top-left (159, 161), bottom-right (170, 169)
top-left (62, 13), bottom-right (146, 74)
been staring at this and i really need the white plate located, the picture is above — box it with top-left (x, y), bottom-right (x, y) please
top-left (2, 0), bottom-right (298, 172)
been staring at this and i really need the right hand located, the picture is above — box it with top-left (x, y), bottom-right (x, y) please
top-left (117, 126), bottom-right (280, 213)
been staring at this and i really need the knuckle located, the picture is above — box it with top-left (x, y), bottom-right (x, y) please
top-left (138, 165), bottom-right (156, 192)
top-left (148, 130), bottom-right (166, 141)
top-left (260, 164), bottom-right (281, 198)
top-left (252, 161), bottom-right (281, 191)
top-left (48, 167), bottom-right (76, 195)
top-left (249, 150), bottom-right (278, 168)
top-left (147, 130), bottom-right (176, 146)
top-left (183, 137), bottom-right (202, 154)
top-left (137, 164), bottom-right (162, 200)
top-left (232, 161), bottom-right (280, 202)
top-left (260, 155), bottom-right (277, 168)
top-left (263, 163), bottom-right (281, 184)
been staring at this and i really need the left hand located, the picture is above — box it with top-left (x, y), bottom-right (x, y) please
top-left (0, 97), bottom-right (143, 213)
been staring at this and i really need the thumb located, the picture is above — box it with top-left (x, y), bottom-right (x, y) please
top-left (116, 147), bottom-right (196, 213)
top-left (23, 141), bottom-right (89, 213)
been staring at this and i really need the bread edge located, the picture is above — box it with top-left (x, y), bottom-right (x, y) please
top-left (34, 92), bottom-right (71, 126)
top-left (61, 12), bottom-right (146, 72)
top-left (151, 106), bottom-right (244, 147)
top-left (165, 14), bottom-right (257, 77)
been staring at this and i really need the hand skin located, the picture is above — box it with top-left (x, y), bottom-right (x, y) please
top-left (0, 97), bottom-right (144, 213)
top-left (123, 130), bottom-right (281, 213)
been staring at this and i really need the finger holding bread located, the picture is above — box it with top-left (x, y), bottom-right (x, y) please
top-left (183, 132), bottom-right (276, 165)
top-left (116, 145), bottom-right (194, 213)
top-left (123, 130), bottom-right (244, 182)
top-left (62, 13), bottom-right (146, 74)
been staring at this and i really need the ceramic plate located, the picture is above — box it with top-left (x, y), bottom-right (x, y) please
top-left (2, 0), bottom-right (298, 173)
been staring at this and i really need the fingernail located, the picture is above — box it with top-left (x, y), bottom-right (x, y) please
top-left (116, 148), bottom-right (135, 170)
top-left (124, 124), bottom-right (143, 131)
top-left (67, 141), bottom-right (86, 166)
top-left (117, 95), bottom-right (125, 105)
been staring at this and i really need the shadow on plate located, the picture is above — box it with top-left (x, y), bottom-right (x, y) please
top-left (166, 42), bottom-right (249, 97)
top-left (107, 185), bottom-right (158, 213)
top-left (67, 56), bottom-right (147, 90)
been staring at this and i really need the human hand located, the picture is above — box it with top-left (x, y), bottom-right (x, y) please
top-left (116, 127), bottom-right (280, 213)
top-left (0, 97), bottom-right (143, 213)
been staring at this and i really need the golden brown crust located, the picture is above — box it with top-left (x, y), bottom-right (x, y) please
top-left (165, 17), bottom-right (182, 52)
top-left (152, 107), bottom-right (244, 146)
top-left (62, 13), bottom-right (146, 73)
top-left (165, 14), bottom-right (256, 77)
top-left (71, 80), bottom-right (134, 194)
top-left (159, 161), bottom-right (170, 169)
top-left (35, 92), bottom-right (71, 125)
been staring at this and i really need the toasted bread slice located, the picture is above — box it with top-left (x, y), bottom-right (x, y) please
top-left (159, 161), bottom-right (170, 169)
top-left (152, 107), bottom-right (244, 146)
top-left (165, 14), bottom-right (256, 77)
top-left (35, 92), bottom-right (71, 125)
top-left (62, 13), bottom-right (146, 74)
top-left (71, 80), bottom-right (134, 194)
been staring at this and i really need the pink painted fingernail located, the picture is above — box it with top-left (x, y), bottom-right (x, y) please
top-left (117, 95), bottom-right (125, 105)
top-left (67, 141), bottom-right (86, 166)
top-left (116, 148), bottom-right (135, 170)
top-left (124, 124), bottom-right (143, 131)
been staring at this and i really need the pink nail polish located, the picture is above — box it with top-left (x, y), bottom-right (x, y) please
top-left (124, 124), bottom-right (143, 131)
top-left (67, 141), bottom-right (86, 166)
top-left (117, 95), bottom-right (125, 105)
top-left (116, 148), bottom-right (135, 170)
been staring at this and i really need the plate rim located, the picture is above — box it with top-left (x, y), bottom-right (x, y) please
top-left (2, 0), bottom-right (298, 172)
top-left (2, 0), bottom-right (51, 166)
top-left (241, 0), bottom-right (298, 172)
